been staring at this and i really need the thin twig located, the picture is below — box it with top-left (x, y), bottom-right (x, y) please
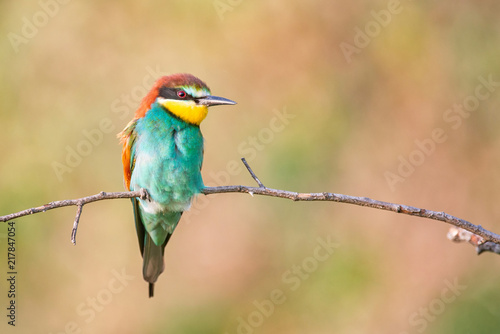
top-left (71, 204), bottom-right (83, 245)
top-left (0, 161), bottom-right (498, 253)
top-left (477, 242), bottom-right (500, 255)
top-left (241, 158), bottom-right (265, 188)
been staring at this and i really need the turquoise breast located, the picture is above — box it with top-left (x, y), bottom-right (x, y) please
top-left (130, 101), bottom-right (204, 242)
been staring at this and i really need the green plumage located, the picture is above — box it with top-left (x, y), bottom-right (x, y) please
top-left (126, 101), bottom-right (204, 297)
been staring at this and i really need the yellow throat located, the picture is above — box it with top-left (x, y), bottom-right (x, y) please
top-left (158, 99), bottom-right (208, 126)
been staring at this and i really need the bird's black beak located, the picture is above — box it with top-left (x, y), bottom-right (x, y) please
top-left (196, 95), bottom-right (236, 107)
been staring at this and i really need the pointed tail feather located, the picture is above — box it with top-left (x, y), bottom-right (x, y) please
top-left (143, 233), bottom-right (165, 298)
top-left (132, 197), bottom-right (179, 297)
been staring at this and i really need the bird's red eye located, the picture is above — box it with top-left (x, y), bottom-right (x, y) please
top-left (177, 90), bottom-right (187, 98)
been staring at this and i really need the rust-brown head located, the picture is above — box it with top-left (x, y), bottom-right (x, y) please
top-left (134, 73), bottom-right (235, 125)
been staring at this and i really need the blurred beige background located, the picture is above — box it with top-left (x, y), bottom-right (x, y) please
top-left (1, 1), bottom-right (500, 333)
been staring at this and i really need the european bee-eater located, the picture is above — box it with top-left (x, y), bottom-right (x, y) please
top-left (118, 74), bottom-right (236, 297)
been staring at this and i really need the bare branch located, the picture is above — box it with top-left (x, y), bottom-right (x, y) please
top-left (0, 190), bottom-right (147, 223)
top-left (0, 160), bottom-right (498, 252)
top-left (0, 189), bottom-right (149, 244)
top-left (201, 185), bottom-right (500, 245)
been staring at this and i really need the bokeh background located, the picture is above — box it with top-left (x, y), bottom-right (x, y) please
top-left (1, 1), bottom-right (500, 333)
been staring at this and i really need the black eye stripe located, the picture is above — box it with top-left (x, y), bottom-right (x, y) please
top-left (159, 87), bottom-right (194, 100)
top-left (158, 87), bottom-right (176, 99)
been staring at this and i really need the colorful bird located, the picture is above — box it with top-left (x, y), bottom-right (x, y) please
top-left (118, 74), bottom-right (236, 297)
